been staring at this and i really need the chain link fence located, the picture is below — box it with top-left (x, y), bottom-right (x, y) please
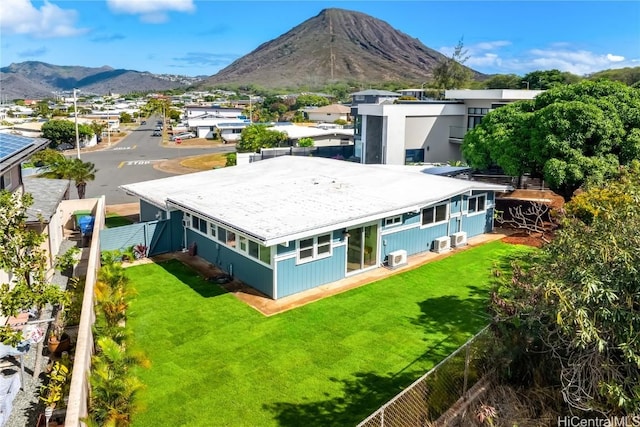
top-left (357, 326), bottom-right (494, 427)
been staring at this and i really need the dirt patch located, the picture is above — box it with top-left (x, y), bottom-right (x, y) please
top-left (501, 231), bottom-right (547, 248)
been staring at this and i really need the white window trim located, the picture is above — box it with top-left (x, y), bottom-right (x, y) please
top-left (384, 215), bottom-right (402, 227)
top-left (467, 194), bottom-right (488, 217)
top-left (420, 203), bottom-right (449, 228)
top-left (296, 233), bottom-right (333, 264)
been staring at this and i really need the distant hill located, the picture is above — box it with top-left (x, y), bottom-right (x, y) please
top-left (587, 66), bottom-right (640, 87)
top-left (0, 61), bottom-right (202, 99)
top-left (201, 8), bottom-right (484, 89)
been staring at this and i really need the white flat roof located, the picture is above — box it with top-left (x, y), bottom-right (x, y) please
top-left (273, 124), bottom-right (353, 139)
top-left (121, 156), bottom-right (509, 245)
top-left (445, 89), bottom-right (544, 101)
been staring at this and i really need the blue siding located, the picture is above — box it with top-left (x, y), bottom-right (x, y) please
top-left (186, 229), bottom-right (273, 297)
top-left (381, 222), bottom-right (449, 259)
top-left (140, 200), bottom-right (166, 222)
top-left (462, 213), bottom-right (487, 237)
top-left (276, 245), bottom-right (346, 298)
top-left (485, 207), bottom-right (495, 233)
top-left (450, 195), bottom-right (463, 214)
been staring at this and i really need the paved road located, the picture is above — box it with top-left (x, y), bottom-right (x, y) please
top-left (79, 118), bottom-right (233, 205)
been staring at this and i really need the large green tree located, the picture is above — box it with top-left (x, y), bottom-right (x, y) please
top-left (293, 94), bottom-right (330, 110)
top-left (0, 191), bottom-right (68, 345)
top-left (522, 69), bottom-right (581, 90)
top-left (41, 119), bottom-right (93, 149)
top-left (491, 162), bottom-right (640, 413)
top-left (462, 80), bottom-right (640, 199)
top-left (236, 124), bottom-right (288, 153)
top-left (482, 74), bottom-right (524, 89)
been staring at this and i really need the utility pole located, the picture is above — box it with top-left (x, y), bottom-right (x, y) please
top-left (73, 88), bottom-right (80, 159)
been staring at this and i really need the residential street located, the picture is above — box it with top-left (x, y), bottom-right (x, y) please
top-left (76, 120), bottom-right (234, 205)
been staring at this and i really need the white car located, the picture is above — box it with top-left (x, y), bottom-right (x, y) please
top-left (170, 132), bottom-right (196, 141)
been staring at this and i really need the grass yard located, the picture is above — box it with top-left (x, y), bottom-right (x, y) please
top-left (180, 153), bottom-right (229, 171)
top-left (104, 213), bottom-right (134, 228)
top-left (127, 241), bottom-right (532, 426)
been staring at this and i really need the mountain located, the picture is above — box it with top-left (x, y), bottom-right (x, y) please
top-left (0, 61), bottom-right (202, 99)
top-left (202, 8), bottom-right (483, 89)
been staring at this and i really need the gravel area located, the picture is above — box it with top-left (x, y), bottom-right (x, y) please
top-left (3, 238), bottom-right (80, 427)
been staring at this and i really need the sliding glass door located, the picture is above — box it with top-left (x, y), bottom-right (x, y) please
top-left (346, 224), bottom-right (378, 273)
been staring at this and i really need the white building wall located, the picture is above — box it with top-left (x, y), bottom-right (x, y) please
top-left (359, 103), bottom-right (466, 165)
top-left (48, 203), bottom-right (65, 259)
top-left (307, 112), bottom-right (348, 123)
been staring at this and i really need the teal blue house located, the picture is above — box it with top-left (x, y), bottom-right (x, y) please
top-left (122, 156), bottom-right (509, 299)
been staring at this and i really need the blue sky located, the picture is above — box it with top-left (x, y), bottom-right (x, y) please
top-left (1, 0), bottom-right (639, 77)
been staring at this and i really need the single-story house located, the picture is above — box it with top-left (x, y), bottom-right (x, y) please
top-left (304, 104), bottom-right (351, 123)
top-left (271, 123), bottom-right (353, 147)
top-left (121, 156), bottom-right (509, 300)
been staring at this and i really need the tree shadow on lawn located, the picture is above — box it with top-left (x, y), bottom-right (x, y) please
top-left (412, 284), bottom-right (493, 340)
top-left (264, 370), bottom-right (425, 427)
top-left (155, 259), bottom-right (228, 298)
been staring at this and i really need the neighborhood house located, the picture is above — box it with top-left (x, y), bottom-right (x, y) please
top-left (121, 156), bottom-right (509, 299)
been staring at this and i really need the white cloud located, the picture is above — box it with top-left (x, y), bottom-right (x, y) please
top-left (0, 0), bottom-right (87, 38)
top-left (474, 41), bottom-right (511, 51)
top-left (525, 48), bottom-right (631, 75)
top-left (607, 54), bottom-right (625, 62)
top-left (442, 40), bottom-right (635, 75)
top-left (107, 0), bottom-right (195, 23)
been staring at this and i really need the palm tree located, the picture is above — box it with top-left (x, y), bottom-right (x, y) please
top-left (38, 154), bottom-right (75, 199)
top-left (69, 159), bottom-right (97, 199)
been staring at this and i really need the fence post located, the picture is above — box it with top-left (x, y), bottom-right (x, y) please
top-left (462, 340), bottom-right (471, 400)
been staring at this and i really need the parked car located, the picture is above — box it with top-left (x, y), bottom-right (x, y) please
top-left (55, 142), bottom-right (74, 151)
top-left (170, 132), bottom-right (196, 141)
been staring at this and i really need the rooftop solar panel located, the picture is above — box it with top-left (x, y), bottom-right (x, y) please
top-left (0, 133), bottom-right (48, 162)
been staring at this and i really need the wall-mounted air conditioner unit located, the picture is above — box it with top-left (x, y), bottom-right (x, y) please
top-left (451, 231), bottom-right (468, 247)
top-left (433, 236), bottom-right (451, 253)
top-left (182, 218), bottom-right (191, 228)
top-left (387, 250), bottom-right (408, 268)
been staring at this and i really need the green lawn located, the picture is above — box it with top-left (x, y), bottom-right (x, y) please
top-left (127, 241), bottom-right (532, 427)
top-left (104, 213), bottom-right (134, 228)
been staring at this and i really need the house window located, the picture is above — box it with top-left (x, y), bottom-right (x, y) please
top-left (1, 171), bottom-right (12, 190)
top-left (217, 226), bottom-right (226, 243)
top-left (259, 245), bottom-right (271, 264)
top-left (421, 203), bottom-right (448, 226)
top-left (384, 216), bottom-right (402, 227)
top-left (209, 224), bottom-right (217, 239)
top-left (405, 149), bottom-right (424, 164)
top-left (468, 195), bottom-right (487, 214)
top-left (298, 233), bottom-right (332, 263)
top-left (248, 240), bottom-right (259, 258)
top-left (191, 216), bottom-right (208, 234)
top-left (355, 95), bottom-right (365, 101)
top-left (467, 107), bottom-right (489, 130)
top-left (239, 236), bottom-right (247, 252)
top-left (227, 231), bottom-right (236, 248)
